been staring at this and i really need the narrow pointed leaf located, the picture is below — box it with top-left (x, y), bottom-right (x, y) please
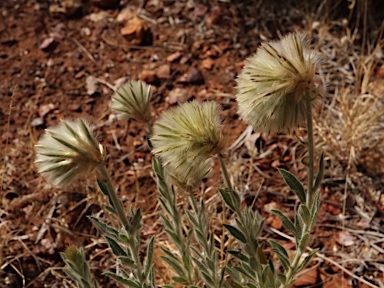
top-left (143, 237), bottom-right (155, 279)
top-left (271, 210), bottom-right (297, 238)
top-left (296, 249), bottom-right (318, 272)
top-left (118, 256), bottom-right (136, 269)
top-left (223, 224), bottom-right (247, 243)
top-left (269, 240), bottom-right (290, 271)
top-left (103, 272), bottom-right (140, 288)
top-left (160, 256), bottom-right (186, 278)
top-left (309, 191), bottom-right (320, 228)
top-left (105, 236), bottom-right (127, 257)
top-left (313, 153), bottom-right (324, 192)
top-left (298, 205), bottom-right (310, 224)
top-left (172, 276), bottom-right (188, 285)
top-left (228, 250), bottom-right (249, 262)
top-left (88, 216), bottom-right (119, 238)
top-left (278, 169), bottom-right (306, 203)
top-left (219, 188), bottom-right (236, 211)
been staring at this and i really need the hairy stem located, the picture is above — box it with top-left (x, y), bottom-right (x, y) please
top-left (218, 155), bottom-right (233, 191)
top-left (305, 92), bottom-right (315, 208)
top-left (96, 164), bottom-right (144, 284)
top-left (284, 92), bottom-right (316, 287)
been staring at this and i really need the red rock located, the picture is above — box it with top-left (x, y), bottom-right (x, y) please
top-left (140, 70), bottom-right (158, 84)
top-left (166, 51), bottom-right (181, 63)
top-left (201, 58), bottom-right (214, 70)
top-left (166, 88), bottom-right (190, 104)
top-left (121, 17), bottom-right (150, 46)
top-left (186, 67), bottom-right (204, 84)
top-left (155, 64), bottom-right (171, 79)
top-left (293, 268), bottom-right (319, 287)
top-left (38, 103), bottom-right (55, 117)
top-left (39, 37), bottom-right (57, 51)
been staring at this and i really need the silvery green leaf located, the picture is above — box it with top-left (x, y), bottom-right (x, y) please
top-left (97, 178), bottom-right (109, 196)
top-left (262, 265), bottom-right (275, 286)
top-left (103, 272), bottom-right (140, 288)
top-left (296, 249), bottom-right (318, 272)
top-left (268, 258), bottom-right (275, 274)
top-left (143, 237), bottom-right (155, 279)
top-left (128, 209), bottom-right (142, 234)
top-left (219, 267), bottom-right (227, 288)
top-left (278, 169), bottom-right (306, 204)
top-left (172, 276), bottom-right (188, 285)
top-left (223, 224), bottom-right (247, 243)
top-left (105, 206), bottom-right (117, 215)
top-left (257, 247), bottom-right (267, 265)
top-left (228, 251), bottom-right (249, 263)
top-left (219, 188), bottom-right (237, 211)
top-left (298, 205), bottom-right (310, 224)
top-left (88, 216), bottom-right (120, 239)
top-left (185, 210), bottom-right (199, 227)
top-left (149, 266), bottom-right (156, 288)
top-left (158, 197), bottom-right (172, 216)
top-left (269, 240), bottom-right (290, 271)
top-left (294, 214), bottom-right (302, 240)
top-left (313, 153), bottom-right (324, 192)
top-left (201, 270), bottom-right (215, 287)
top-left (160, 247), bottom-right (182, 265)
top-left (192, 257), bottom-right (209, 274)
top-left (105, 236), bottom-right (127, 257)
top-left (271, 210), bottom-right (298, 238)
top-left (164, 229), bottom-right (182, 249)
top-left (159, 214), bottom-right (173, 231)
top-left (277, 273), bottom-right (287, 286)
top-left (309, 191), bottom-right (320, 228)
top-left (118, 256), bottom-right (136, 269)
top-left (118, 231), bottom-right (130, 243)
top-left (299, 232), bottom-right (309, 252)
top-left (96, 179), bottom-right (116, 213)
top-left (234, 266), bottom-right (257, 282)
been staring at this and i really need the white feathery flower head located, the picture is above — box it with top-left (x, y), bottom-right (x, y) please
top-left (151, 100), bottom-right (224, 183)
top-left (111, 80), bottom-right (152, 123)
top-left (236, 32), bottom-right (322, 133)
top-left (35, 118), bottom-right (104, 187)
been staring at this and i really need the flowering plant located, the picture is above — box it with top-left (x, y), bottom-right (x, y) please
top-left (35, 32), bottom-right (323, 288)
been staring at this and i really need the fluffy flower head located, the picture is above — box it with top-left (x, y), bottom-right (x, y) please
top-left (236, 32), bottom-right (322, 132)
top-left (35, 118), bottom-right (104, 187)
top-left (151, 100), bottom-right (224, 183)
top-left (111, 80), bottom-right (152, 123)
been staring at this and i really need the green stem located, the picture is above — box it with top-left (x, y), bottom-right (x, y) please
top-left (284, 92), bottom-right (316, 287)
top-left (305, 92), bottom-right (315, 208)
top-left (96, 164), bottom-right (144, 284)
top-left (218, 155), bottom-right (263, 283)
top-left (97, 164), bottom-right (130, 230)
top-left (218, 155), bottom-right (233, 191)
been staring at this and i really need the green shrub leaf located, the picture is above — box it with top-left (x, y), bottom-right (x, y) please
top-left (223, 224), bottom-right (247, 243)
top-left (278, 169), bottom-right (306, 204)
top-left (271, 210), bottom-right (298, 238)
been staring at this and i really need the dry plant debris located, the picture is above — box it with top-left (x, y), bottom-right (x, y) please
top-left (0, 0), bottom-right (383, 287)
